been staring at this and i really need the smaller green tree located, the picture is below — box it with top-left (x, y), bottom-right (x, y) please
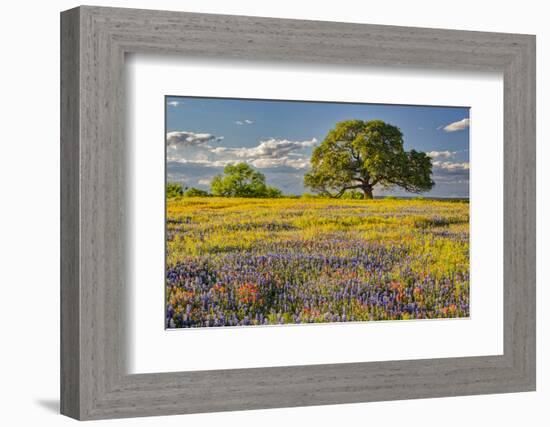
top-left (184, 187), bottom-right (210, 197)
top-left (211, 163), bottom-right (282, 198)
top-left (166, 182), bottom-right (184, 198)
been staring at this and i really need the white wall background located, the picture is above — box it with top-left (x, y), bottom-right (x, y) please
top-left (0, 0), bottom-right (546, 425)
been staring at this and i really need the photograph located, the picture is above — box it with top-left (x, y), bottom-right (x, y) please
top-left (165, 96), bottom-right (471, 328)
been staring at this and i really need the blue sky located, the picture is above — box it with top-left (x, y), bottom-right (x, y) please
top-left (166, 96), bottom-right (470, 198)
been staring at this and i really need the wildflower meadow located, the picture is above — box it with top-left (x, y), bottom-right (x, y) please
top-left (165, 197), bottom-right (469, 328)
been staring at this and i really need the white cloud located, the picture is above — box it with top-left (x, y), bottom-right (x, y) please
top-left (166, 131), bottom-right (224, 147)
top-left (433, 161), bottom-right (470, 171)
top-left (427, 150), bottom-right (457, 159)
top-left (442, 118), bottom-right (470, 132)
top-left (250, 157), bottom-right (310, 169)
top-left (171, 158), bottom-right (232, 168)
top-left (197, 178), bottom-right (211, 186)
top-left (167, 101), bottom-right (181, 107)
top-left (222, 138), bottom-right (317, 160)
top-left (209, 147), bottom-right (228, 154)
top-left (175, 156), bottom-right (311, 170)
top-left (431, 160), bottom-right (470, 187)
top-left (171, 136), bottom-right (317, 171)
top-left (235, 119), bottom-right (254, 125)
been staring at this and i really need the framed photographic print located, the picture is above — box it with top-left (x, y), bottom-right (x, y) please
top-left (61, 6), bottom-right (536, 420)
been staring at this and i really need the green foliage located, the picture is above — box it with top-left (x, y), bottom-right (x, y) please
top-left (264, 186), bottom-right (283, 198)
top-left (211, 162), bottom-right (283, 198)
top-left (304, 119), bottom-right (434, 199)
top-left (166, 182), bottom-right (184, 198)
top-left (184, 187), bottom-right (210, 197)
top-left (341, 190), bottom-right (364, 199)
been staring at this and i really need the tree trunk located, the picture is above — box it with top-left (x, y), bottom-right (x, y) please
top-left (362, 185), bottom-right (373, 199)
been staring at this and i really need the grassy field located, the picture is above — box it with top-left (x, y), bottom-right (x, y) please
top-left (166, 197), bottom-right (469, 328)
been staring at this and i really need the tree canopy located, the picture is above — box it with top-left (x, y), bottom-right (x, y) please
top-left (211, 163), bottom-right (282, 198)
top-left (166, 182), bottom-right (184, 198)
top-left (304, 119), bottom-right (434, 199)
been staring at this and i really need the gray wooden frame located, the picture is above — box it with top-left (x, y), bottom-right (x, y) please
top-left (61, 5), bottom-right (536, 420)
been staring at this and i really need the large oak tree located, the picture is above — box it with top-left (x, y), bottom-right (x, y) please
top-left (304, 119), bottom-right (434, 199)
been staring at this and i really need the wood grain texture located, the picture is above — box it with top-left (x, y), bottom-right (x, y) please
top-left (60, 7), bottom-right (80, 419)
top-left (60, 5), bottom-right (536, 420)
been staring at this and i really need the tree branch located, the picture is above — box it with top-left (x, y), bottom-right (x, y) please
top-left (333, 184), bottom-right (364, 198)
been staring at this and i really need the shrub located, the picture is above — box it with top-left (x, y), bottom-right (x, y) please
top-left (184, 187), bottom-right (210, 197)
top-left (166, 182), bottom-right (184, 198)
